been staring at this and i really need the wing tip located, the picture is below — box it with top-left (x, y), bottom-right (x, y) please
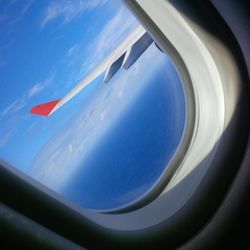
top-left (30, 99), bottom-right (61, 116)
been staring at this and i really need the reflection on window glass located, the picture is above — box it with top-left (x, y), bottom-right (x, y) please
top-left (0, 0), bottom-right (186, 210)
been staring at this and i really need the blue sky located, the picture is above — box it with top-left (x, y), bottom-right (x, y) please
top-left (0, 0), bottom-right (139, 171)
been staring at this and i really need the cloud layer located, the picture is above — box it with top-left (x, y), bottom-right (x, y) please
top-left (41, 0), bottom-right (107, 28)
top-left (0, 74), bottom-right (54, 118)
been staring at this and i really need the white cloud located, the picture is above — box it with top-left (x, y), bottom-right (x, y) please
top-left (92, 7), bottom-right (139, 59)
top-left (41, 0), bottom-right (107, 28)
top-left (68, 143), bottom-right (73, 155)
top-left (100, 110), bottom-right (105, 121)
top-left (28, 74), bottom-right (54, 97)
top-left (0, 96), bottom-right (26, 117)
top-left (0, 73), bottom-right (52, 148)
top-left (21, 0), bottom-right (34, 15)
top-left (5, 0), bottom-right (34, 26)
top-left (71, 5), bottom-right (140, 81)
top-left (0, 74), bottom-right (54, 117)
top-left (0, 127), bottom-right (17, 148)
top-left (7, 0), bottom-right (17, 6)
top-left (66, 44), bottom-right (80, 58)
top-left (28, 82), bottom-right (45, 97)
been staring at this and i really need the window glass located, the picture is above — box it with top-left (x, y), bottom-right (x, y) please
top-left (0, 0), bottom-right (186, 210)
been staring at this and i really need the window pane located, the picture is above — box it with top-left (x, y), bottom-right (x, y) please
top-left (0, 0), bottom-right (186, 210)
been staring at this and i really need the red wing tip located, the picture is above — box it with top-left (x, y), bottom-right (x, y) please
top-left (30, 99), bottom-right (61, 116)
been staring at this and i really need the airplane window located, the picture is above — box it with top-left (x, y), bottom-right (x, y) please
top-left (0, 0), bottom-right (186, 211)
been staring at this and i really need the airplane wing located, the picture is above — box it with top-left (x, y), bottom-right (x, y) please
top-left (30, 25), bottom-right (153, 116)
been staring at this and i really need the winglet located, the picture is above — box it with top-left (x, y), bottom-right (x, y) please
top-left (30, 99), bottom-right (61, 116)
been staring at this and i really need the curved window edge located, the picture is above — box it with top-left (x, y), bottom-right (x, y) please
top-left (0, 1), bottom-right (249, 249)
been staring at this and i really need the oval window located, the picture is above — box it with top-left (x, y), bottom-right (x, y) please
top-left (0, 0), bottom-right (186, 211)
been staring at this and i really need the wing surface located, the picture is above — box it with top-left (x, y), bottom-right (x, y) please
top-left (31, 26), bottom-right (146, 116)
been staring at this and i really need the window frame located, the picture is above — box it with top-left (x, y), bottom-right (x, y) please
top-left (0, 1), bottom-right (249, 249)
